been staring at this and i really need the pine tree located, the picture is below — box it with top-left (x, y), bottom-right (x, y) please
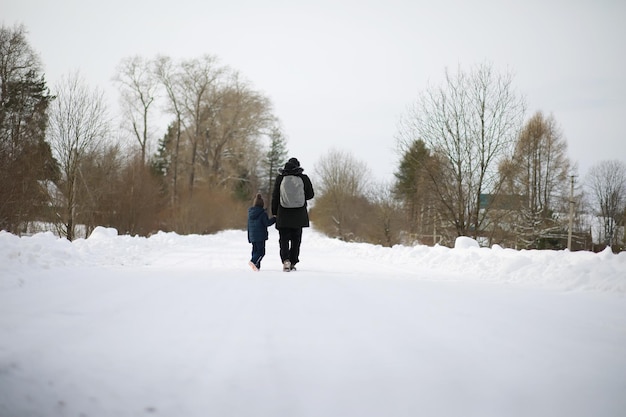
top-left (263, 126), bottom-right (288, 199)
top-left (0, 24), bottom-right (58, 233)
top-left (394, 139), bottom-right (434, 239)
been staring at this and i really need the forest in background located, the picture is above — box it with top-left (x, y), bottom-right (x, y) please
top-left (2, 24), bottom-right (625, 251)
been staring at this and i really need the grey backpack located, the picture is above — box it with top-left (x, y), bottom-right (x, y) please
top-left (280, 175), bottom-right (305, 208)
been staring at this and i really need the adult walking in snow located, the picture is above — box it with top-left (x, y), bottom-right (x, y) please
top-left (271, 157), bottom-right (314, 272)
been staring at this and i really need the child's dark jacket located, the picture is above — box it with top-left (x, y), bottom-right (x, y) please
top-left (247, 206), bottom-right (276, 243)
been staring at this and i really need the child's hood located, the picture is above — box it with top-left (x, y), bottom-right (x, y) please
top-left (248, 206), bottom-right (266, 220)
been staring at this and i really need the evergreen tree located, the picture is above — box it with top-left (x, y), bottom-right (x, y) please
top-left (0, 24), bottom-right (57, 233)
top-left (394, 139), bottom-right (436, 241)
top-left (263, 126), bottom-right (288, 198)
top-left (151, 123), bottom-right (176, 178)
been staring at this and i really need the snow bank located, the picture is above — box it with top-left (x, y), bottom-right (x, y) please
top-left (304, 232), bottom-right (626, 293)
top-left (1, 229), bottom-right (625, 293)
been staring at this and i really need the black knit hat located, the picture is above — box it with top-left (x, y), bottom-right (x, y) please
top-left (253, 193), bottom-right (264, 207)
top-left (284, 157), bottom-right (300, 171)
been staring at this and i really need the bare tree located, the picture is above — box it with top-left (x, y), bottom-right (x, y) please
top-left (399, 63), bottom-right (525, 240)
top-left (113, 55), bottom-right (159, 164)
top-left (586, 160), bottom-right (626, 247)
top-left (153, 55), bottom-right (184, 205)
top-left (73, 144), bottom-right (122, 237)
top-left (48, 72), bottom-right (110, 240)
top-left (147, 54), bottom-right (279, 232)
top-left (500, 111), bottom-right (572, 248)
top-left (178, 55), bottom-right (224, 196)
top-left (313, 149), bottom-right (370, 240)
top-left (196, 71), bottom-right (273, 191)
top-left (367, 181), bottom-right (403, 246)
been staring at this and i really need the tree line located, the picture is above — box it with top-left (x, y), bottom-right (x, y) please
top-left (1, 24), bottom-right (287, 240)
top-left (311, 65), bottom-right (626, 252)
top-left (2, 24), bottom-right (624, 251)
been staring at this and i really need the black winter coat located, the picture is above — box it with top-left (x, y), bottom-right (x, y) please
top-left (271, 167), bottom-right (314, 229)
top-left (247, 206), bottom-right (276, 243)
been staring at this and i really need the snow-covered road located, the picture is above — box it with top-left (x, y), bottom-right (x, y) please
top-left (1, 228), bottom-right (625, 417)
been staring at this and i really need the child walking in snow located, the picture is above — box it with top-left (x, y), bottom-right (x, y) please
top-left (247, 193), bottom-right (276, 271)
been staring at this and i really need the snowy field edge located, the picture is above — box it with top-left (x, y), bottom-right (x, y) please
top-left (1, 226), bottom-right (624, 294)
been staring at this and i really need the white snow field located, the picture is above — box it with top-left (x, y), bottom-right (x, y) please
top-left (1, 226), bottom-right (625, 417)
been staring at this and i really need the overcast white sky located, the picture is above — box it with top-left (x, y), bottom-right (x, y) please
top-left (3, 0), bottom-right (625, 182)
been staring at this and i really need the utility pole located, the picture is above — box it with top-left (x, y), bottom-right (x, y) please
top-left (568, 175), bottom-right (575, 250)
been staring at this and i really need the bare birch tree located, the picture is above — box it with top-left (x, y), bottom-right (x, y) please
top-left (153, 55), bottom-right (185, 204)
top-left (48, 72), bottom-right (109, 240)
top-left (178, 55), bottom-right (224, 196)
top-left (113, 55), bottom-right (159, 164)
top-left (398, 63), bottom-right (525, 239)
